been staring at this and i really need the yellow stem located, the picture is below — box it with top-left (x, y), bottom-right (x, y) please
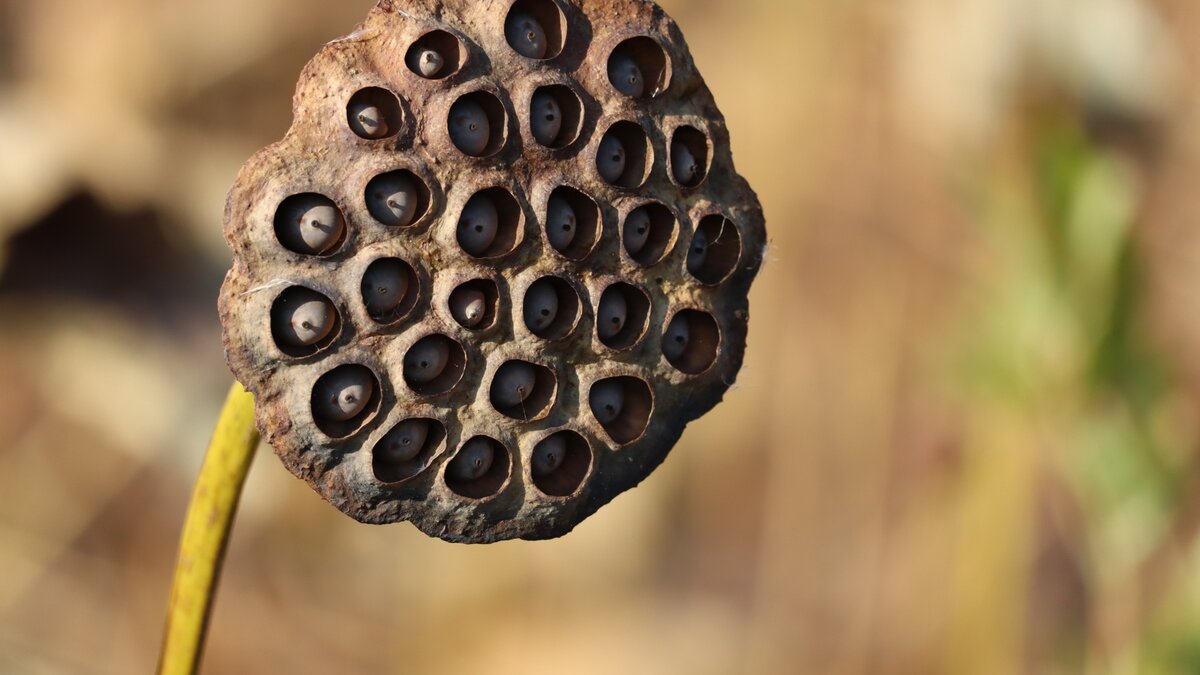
top-left (157, 381), bottom-right (259, 675)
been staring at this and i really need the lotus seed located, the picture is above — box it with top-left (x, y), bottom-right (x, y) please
top-left (492, 362), bottom-right (537, 408)
top-left (366, 173), bottom-right (419, 226)
top-left (523, 281), bottom-right (560, 333)
top-left (597, 134), bottom-right (626, 184)
top-left (608, 52), bottom-right (645, 97)
top-left (597, 289), bottom-right (628, 341)
top-left (405, 338), bottom-right (450, 385)
top-left (378, 419), bottom-right (429, 464)
top-left (590, 380), bottom-right (625, 425)
top-left (348, 102), bottom-right (389, 139)
top-left (530, 89), bottom-right (562, 146)
top-left (448, 437), bottom-right (494, 482)
top-left (449, 98), bottom-right (491, 156)
top-left (687, 228), bottom-right (709, 272)
top-left (277, 195), bottom-right (344, 255)
top-left (671, 139), bottom-right (701, 186)
top-left (314, 368), bottom-right (373, 422)
top-left (545, 193), bottom-right (577, 251)
top-left (416, 47), bottom-right (444, 77)
top-left (362, 262), bottom-right (410, 317)
top-left (450, 288), bottom-right (487, 328)
top-left (273, 295), bottom-right (335, 348)
top-left (505, 11), bottom-right (547, 59)
top-left (662, 315), bottom-right (690, 362)
top-left (531, 434), bottom-right (566, 478)
top-left (456, 195), bottom-right (500, 256)
top-left (623, 207), bottom-right (651, 256)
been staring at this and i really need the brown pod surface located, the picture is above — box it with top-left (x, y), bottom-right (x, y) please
top-left (218, 0), bottom-right (765, 543)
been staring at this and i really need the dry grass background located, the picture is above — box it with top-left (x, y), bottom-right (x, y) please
top-left (3, 0), bottom-right (1200, 672)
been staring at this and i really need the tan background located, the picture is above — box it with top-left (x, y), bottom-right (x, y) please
top-left (4, 0), bottom-right (1200, 672)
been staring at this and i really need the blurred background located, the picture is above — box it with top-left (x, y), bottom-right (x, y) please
top-left (3, 0), bottom-right (1200, 672)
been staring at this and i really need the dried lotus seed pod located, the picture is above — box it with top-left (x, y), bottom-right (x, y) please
top-left (523, 281), bottom-right (559, 332)
top-left (505, 11), bottom-right (547, 59)
top-left (378, 419), bottom-right (429, 463)
top-left (589, 380), bottom-right (625, 425)
top-left (623, 207), bottom-right (651, 256)
top-left (449, 98), bottom-right (491, 156)
top-left (596, 289), bottom-right (628, 341)
top-left (313, 368), bottom-right (373, 422)
top-left (450, 288), bottom-right (487, 327)
top-left (404, 338), bottom-right (450, 385)
top-left (671, 139), bottom-right (699, 186)
top-left (361, 261), bottom-right (410, 317)
top-left (366, 173), bottom-right (419, 226)
top-left (545, 193), bottom-right (577, 252)
top-left (348, 102), bottom-right (388, 139)
top-left (608, 52), bottom-right (645, 98)
top-left (530, 89), bottom-right (563, 146)
top-left (491, 362), bottom-right (537, 407)
top-left (415, 47), bottom-right (444, 77)
top-left (275, 194), bottom-right (344, 255)
top-left (531, 434), bottom-right (566, 477)
top-left (662, 314), bottom-right (690, 362)
top-left (596, 134), bottom-right (626, 184)
top-left (448, 437), bottom-right (494, 482)
top-left (271, 294), bottom-right (335, 348)
top-left (456, 195), bottom-right (500, 256)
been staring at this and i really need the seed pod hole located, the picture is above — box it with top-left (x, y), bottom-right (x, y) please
top-left (589, 376), bottom-right (653, 445)
top-left (361, 258), bottom-right (419, 324)
top-left (596, 121), bottom-right (651, 189)
top-left (405, 30), bottom-right (465, 80)
top-left (504, 0), bottom-right (566, 60)
top-left (403, 334), bottom-right (467, 396)
top-left (448, 91), bottom-right (508, 157)
top-left (523, 276), bottom-right (581, 340)
top-left (270, 286), bottom-right (340, 357)
top-left (311, 364), bottom-right (381, 438)
top-left (445, 436), bottom-right (512, 500)
top-left (273, 193), bottom-right (346, 256)
top-left (607, 36), bottom-right (670, 99)
top-left (489, 360), bottom-right (557, 421)
top-left (669, 126), bottom-right (711, 188)
top-left (455, 187), bottom-right (523, 259)
top-left (595, 282), bottom-right (651, 350)
top-left (365, 170), bottom-right (431, 227)
top-left (663, 309), bottom-right (720, 374)
top-left (544, 186), bottom-right (600, 260)
top-left (686, 214), bottom-right (743, 285)
top-left (529, 84), bottom-right (583, 149)
top-left (346, 87), bottom-right (403, 140)
top-left (622, 201), bottom-right (677, 267)
top-left (372, 418), bottom-right (447, 484)
top-left (448, 279), bottom-right (500, 330)
top-left (530, 430), bottom-right (592, 498)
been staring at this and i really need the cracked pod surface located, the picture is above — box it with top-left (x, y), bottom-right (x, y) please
top-left (218, 0), bottom-right (765, 543)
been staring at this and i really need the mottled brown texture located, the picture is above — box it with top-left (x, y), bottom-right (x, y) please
top-left (218, 0), bottom-right (765, 542)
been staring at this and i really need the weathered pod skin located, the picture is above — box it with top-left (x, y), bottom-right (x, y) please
top-left (218, 0), bottom-right (766, 543)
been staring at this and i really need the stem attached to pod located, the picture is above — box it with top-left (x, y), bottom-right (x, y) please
top-left (157, 381), bottom-right (259, 675)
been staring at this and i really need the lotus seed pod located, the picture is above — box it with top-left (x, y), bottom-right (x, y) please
top-left (449, 98), bottom-right (491, 156)
top-left (416, 47), bottom-right (444, 77)
top-left (277, 195), bottom-right (344, 255)
top-left (492, 362), bottom-right (537, 407)
top-left (523, 282), bottom-right (559, 332)
top-left (505, 11), bottom-right (547, 59)
top-left (531, 434), bottom-right (566, 478)
top-left (596, 134), bottom-right (627, 184)
top-left (273, 296), bottom-right (335, 348)
top-left (590, 380), bottom-right (625, 425)
top-left (530, 89), bottom-right (563, 146)
top-left (671, 139), bottom-right (700, 186)
top-left (348, 102), bottom-right (389, 139)
top-left (378, 419), bottom-right (429, 463)
top-left (314, 368), bottom-right (373, 422)
top-left (662, 315), bottom-right (690, 362)
top-left (687, 228), bottom-right (709, 271)
top-left (450, 288), bottom-right (487, 327)
top-left (448, 437), bottom-right (494, 482)
top-left (545, 193), bottom-right (577, 251)
top-left (404, 338), bottom-right (450, 385)
top-left (596, 290), bottom-right (628, 341)
top-left (366, 173), bottom-right (419, 226)
top-left (623, 207), bottom-right (651, 256)
top-left (362, 262), bottom-right (410, 317)
top-left (456, 195), bottom-right (500, 256)
top-left (608, 52), bottom-right (645, 97)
